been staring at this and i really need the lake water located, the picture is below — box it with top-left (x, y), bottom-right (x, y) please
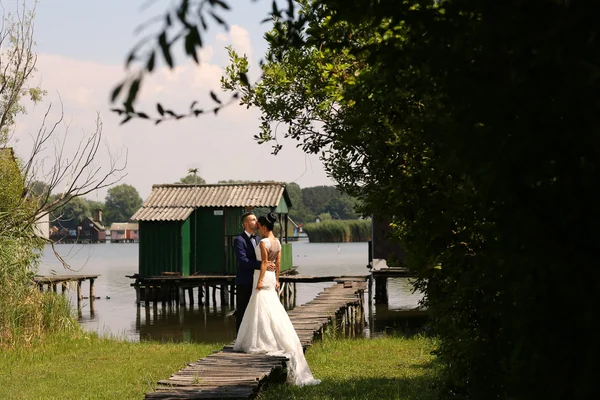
top-left (37, 241), bottom-right (425, 343)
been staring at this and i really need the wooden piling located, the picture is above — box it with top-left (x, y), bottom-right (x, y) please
top-left (229, 283), bottom-right (235, 307)
top-left (219, 284), bottom-right (226, 306)
top-left (178, 286), bottom-right (185, 305)
top-left (77, 280), bottom-right (82, 301)
top-left (222, 284), bottom-right (229, 306)
top-left (374, 275), bottom-right (388, 304)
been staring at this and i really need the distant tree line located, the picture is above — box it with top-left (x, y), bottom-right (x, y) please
top-left (30, 181), bottom-right (143, 229)
top-left (35, 172), bottom-right (359, 229)
top-left (285, 183), bottom-right (359, 224)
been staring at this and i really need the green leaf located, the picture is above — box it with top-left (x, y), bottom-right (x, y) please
top-left (110, 83), bottom-right (124, 103)
top-left (210, 91), bottom-right (222, 104)
top-left (184, 29), bottom-right (199, 63)
top-left (211, 0), bottom-right (230, 10)
top-left (157, 103), bottom-right (164, 116)
top-left (158, 32), bottom-right (173, 68)
top-left (125, 78), bottom-right (141, 108)
top-left (209, 12), bottom-right (228, 28)
top-left (126, 51), bottom-right (136, 67)
top-left (147, 52), bottom-right (156, 72)
top-left (239, 72), bottom-right (250, 87)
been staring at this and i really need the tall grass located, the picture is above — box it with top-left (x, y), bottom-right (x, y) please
top-left (0, 287), bottom-right (79, 348)
top-left (303, 219), bottom-right (371, 243)
top-left (0, 212), bottom-right (77, 348)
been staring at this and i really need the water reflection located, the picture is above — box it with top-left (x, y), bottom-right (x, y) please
top-left (37, 242), bottom-right (427, 342)
top-left (136, 302), bottom-right (238, 343)
top-left (370, 304), bottom-right (428, 337)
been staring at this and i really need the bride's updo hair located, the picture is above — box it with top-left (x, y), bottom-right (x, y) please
top-left (258, 212), bottom-right (277, 231)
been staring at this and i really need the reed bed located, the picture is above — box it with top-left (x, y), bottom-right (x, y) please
top-left (303, 219), bottom-right (371, 242)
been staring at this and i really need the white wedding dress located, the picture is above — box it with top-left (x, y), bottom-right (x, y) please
top-left (233, 237), bottom-right (321, 387)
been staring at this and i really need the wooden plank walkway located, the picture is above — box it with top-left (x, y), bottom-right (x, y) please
top-left (279, 274), bottom-right (369, 283)
top-left (371, 267), bottom-right (414, 277)
top-left (146, 280), bottom-right (367, 399)
top-left (34, 274), bottom-right (100, 302)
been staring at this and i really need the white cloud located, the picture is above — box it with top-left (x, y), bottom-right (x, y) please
top-left (215, 25), bottom-right (254, 64)
top-left (11, 34), bottom-right (334, 202)
top-left (229, 25), bottom-right (253, 61)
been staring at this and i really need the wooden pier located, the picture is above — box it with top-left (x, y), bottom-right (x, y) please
top-left (369, 259), bottom-right (415, 304)
top-left (128, 273), bottom-right (369, 310)
top-left (145, 279), bottom-right (367, 399)
top-left (34, 274), bottom-right (100, 303)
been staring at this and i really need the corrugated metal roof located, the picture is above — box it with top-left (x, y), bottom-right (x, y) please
top-left (109, 222), bottom-right (139, 230)
top-left (131, 207), bottom-right (194, 222)
top-left (131, 182), bottom-right (288, 222)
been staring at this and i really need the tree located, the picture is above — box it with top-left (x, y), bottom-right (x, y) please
top-left (220, 1), bottom-right (600, 399)
top-left (50, 195), bottom-right (90, 231)
top-left (301, 186), bottom-right (341, 215)
top-left (104, 184), bottom-right (143, 225)
top-left (28, 180), bottom-right (50, 198)
top-left (324, 195), bottom-right (357, 220)
top-left (115, 0), bottom-right (598, 397)
top-left (285, 182), bottom-right (314, 223)
top-left (0, 1), bottom-right (44, 145)
top-left (1, 1), bottom-right (124, 237)
top-left (0, 1), bottom-right (122, 346)
top-left (86, 200), bottom-right (105, 214)
top-left (179, 170), bottom-right (206, 185)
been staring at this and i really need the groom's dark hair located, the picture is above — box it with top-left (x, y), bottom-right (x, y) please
top-left (241, 211), bottom-right (255, 224)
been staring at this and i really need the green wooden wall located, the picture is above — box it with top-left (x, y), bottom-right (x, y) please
top-left (138, 220), bottom-right (189, 277)
top-left (280, 242), bottom-right (293, 273)
top-left (190, 207), bottom-right (244, 275)
top-left (138, 207), bottom-right (293, 277)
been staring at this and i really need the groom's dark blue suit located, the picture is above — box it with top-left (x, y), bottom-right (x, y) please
top-left (234, 231), bottom-right (261, 332)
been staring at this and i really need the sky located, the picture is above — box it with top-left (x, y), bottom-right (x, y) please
top-left (8, 0), bottom-right (335, 201)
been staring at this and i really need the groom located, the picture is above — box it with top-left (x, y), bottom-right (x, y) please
top-left (234, 211), bottom-right (275, 332)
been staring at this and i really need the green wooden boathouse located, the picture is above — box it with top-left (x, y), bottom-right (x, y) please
top-left (131, 182), bottom-right (294, 278)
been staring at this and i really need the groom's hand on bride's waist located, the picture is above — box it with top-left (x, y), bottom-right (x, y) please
top-left (266, 261), bottom-right (276, 272)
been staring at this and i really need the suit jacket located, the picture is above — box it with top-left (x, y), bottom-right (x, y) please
top-left (234, 232), bottom-right (261, 285)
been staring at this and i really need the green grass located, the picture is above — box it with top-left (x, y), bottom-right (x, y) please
top-left (258, 335), bottom-right (440, 400)
top-left (0, 332), bottom-right (439, 400)
top-left (0, 332), bottom-right (223, 400)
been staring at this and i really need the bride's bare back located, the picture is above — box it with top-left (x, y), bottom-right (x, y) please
top-left (265, 238), bottom-right (281, 262)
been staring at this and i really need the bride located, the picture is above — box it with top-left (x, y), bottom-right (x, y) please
top-left (233, 212), bottom-right (321, 387)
